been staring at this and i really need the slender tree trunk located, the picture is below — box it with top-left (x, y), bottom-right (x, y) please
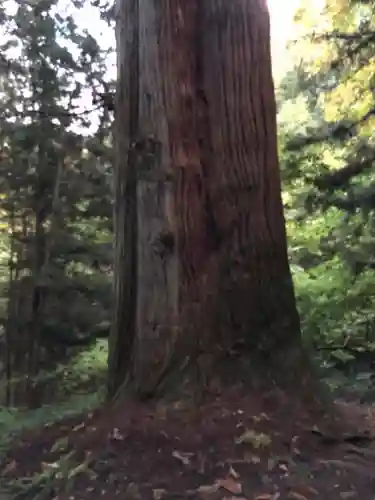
top-left (3, 208), bottom-right (16, 406)
top-left (109, 0), bottom-right (309, 400)
top-left (6, 213), bottom-right (31, 406)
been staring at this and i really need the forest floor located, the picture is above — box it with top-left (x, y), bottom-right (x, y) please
top-left (2, 385), bottom-right (375, 500)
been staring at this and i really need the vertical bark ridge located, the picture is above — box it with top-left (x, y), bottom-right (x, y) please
top-left (199, 0), bottom-right (300, 349)
top-left (160, 2), bottom-right (212, 289)
top-left (108, 0), bottom-right (139, 397)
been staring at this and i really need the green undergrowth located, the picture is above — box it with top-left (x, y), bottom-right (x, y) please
top-left (0, 392), bottom-right (102, 449)
top-left (0, 340), bottom-right (108, 454)
top-left (292, 260), bottom-right (375, 395)
top-left (0, 388), bottom-right (102, 499)
top-left (57, 339), bottom-right (108, 399)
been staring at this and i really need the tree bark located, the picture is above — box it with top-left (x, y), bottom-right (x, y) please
top-left (109, 0), bottom-right (308, 400)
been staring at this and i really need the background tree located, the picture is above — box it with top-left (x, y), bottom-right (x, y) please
top-left (0, 0), bottom-right (114, 407)
top-left (277, 0), bottom-right (375, 379)
top-left (109, 0), bottom-right (310, 400)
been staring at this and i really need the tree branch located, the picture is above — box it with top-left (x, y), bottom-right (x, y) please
top-left (312, 30), bottom-right (375, 43)
top-left (314, 152), bottom-right (375, 190)
top-left (286, 107), bottom-right (375, 150)
top-left (328, 185), bottom-right (375, 211)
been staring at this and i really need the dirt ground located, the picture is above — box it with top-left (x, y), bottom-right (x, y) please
top-left (2, 385), bottom-right (375, 500)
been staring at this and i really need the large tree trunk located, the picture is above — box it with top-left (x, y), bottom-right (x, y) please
top-left (108, 0), bottom-right (309, 400)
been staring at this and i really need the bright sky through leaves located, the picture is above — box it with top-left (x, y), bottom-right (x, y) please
top-left (1, 0), bottom-right (313, 120)
top-left (268, 0), bottom-right (302, 77)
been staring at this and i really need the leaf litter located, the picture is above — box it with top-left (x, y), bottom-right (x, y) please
top-left (1, 387), bottom-right (375, 499)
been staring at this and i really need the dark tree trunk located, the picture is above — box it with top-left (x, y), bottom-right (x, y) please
top-left (108, 0), bottom-right (310, 400)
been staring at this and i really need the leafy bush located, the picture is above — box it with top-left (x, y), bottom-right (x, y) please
top-left (0, 340), bottom-right (107, 452)
top-left (292, 260), bottom-right (375, 370)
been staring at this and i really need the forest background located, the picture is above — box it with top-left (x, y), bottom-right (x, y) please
top-left (1, 0), bottom-right (375, 429)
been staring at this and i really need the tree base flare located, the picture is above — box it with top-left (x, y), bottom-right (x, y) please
top-left (113, 344), bottom-right (328, 418)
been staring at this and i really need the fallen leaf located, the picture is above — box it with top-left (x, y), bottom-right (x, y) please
top-left (255, 494), bottom-right (280, 500)
top-left (292, 485), bottom-right (318, 496)
top-left (244, 452), bottom-right (261, 463)
top-left (340, 492), bottom-right (357, 499)
top-left (197, 483), bottom-right (220, 495)
top-left (288, 492), bottom-right (308, 500)
top-left (41, 461), bottom-right (59, 471)
top-left (153, 488), bottom-right (167, 499)
top-left (172, 450), bottom-right (192, 465)
top-left (125, 482), bottom-right (141, 499)
top-left (50, 437), bottom-right (69, 453)
top-left (111, 428), bottom-right (124, 440)
top-left (172, 400), bottom-right (190, 411)
top-left (229, 465), bottom-right (240, 479)
top-left (236, 429), bottom-right (271, 448)
top-left (216, 477), bottom-right (242, 494)
top-left (222, 497), bottom-right (248, 500)
top-left (72, 422), bottom-right (85, 432)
